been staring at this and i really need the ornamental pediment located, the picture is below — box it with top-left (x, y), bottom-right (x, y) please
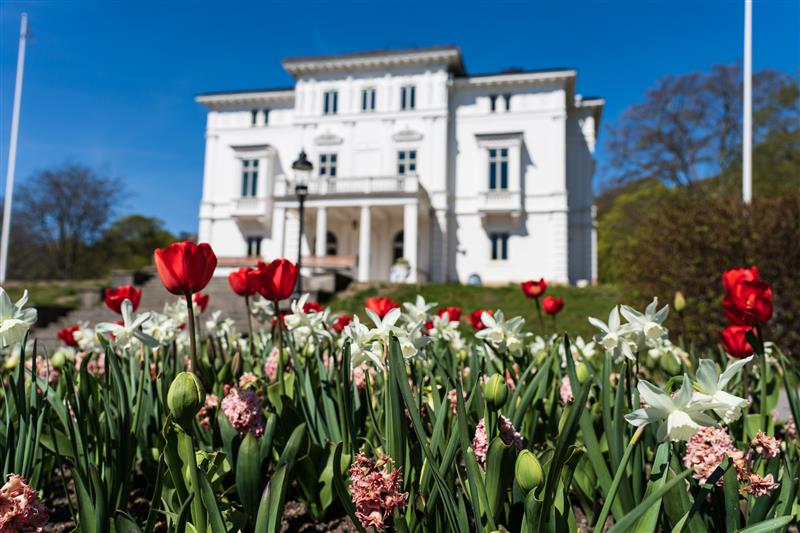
top-left (314, 132), bottom-right (344, 146)
top-left (392, 128), bottom-right (424, 142)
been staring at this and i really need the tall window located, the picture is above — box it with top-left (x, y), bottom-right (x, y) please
top-left (489, 94), bottom-right (498, 112)
top-left (246, 236), bottom-right (262, 257)
top-left (241, 159), bottom-right (259, 197)
top-left (504, 94), bottom-right (512, 111)
top-left (393, 231), bottom-right (404, 263)
top-left (319, 153), bottom-right (337, 177)
top-left (400, 86), bottom-right (416, 110)
top-left (361, 87), bottom-right (376, 111)
top-left (323, 90), bottom-right (338, 114)
top-left (326, 231), bottom-right (338, 256)
top-left (250, 109), bottom-right (258, 126)
top-left (488, 148), bottom-right (509, 190)
top-left (397, 150), bottom-right (417, 176)
top-left (262, 109), bottom-right (269, 125)
top-left (490, 232), bottom-right (509, 261)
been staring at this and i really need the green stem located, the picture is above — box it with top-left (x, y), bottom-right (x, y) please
top-left (534, 299), bottom-right (545, 333)
top-left (184, 293), bottom-right (200, 382)
top-left (274, 299), bottom-right (285, 395)
top-left (594, 425), bottom-right (646, 530)
top-left (178, 429), bottom-right (207, 532)
top-left (244, 295), bottom-right (254, 356)
top-left (757, 325), bottom-right (768, 429)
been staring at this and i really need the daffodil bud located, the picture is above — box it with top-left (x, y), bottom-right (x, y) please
top-left (483, 374), bottom-right (508, 410)
top-left (515, 450), bottom-right (544, 493)
top-left (167, 372), bottom-right (205, 428)
top-left (674, 291), bottom-right (686, 312)
top-left (231, 352), bottom-right (242, 378)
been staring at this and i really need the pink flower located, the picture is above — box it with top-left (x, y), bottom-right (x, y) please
top-left (75, 352), bottom-right (105, 376)
top-left (348, 453), bottom-right (408, 531)
top-left (750, 431), bottom-right (781, 459)
top-left (785, 419), bottom-right (797, 441)
top-left (0, 474), bottom-right (48, 532)
top-left (197, 394), bottom-right (219, 429)
top-left (238, 372), bottom-right (257, 389)
top-left (448, 389), bottom-right (466, 415)
top-left (352, 363), bottom-right (376, 390)
top-left (264, 347), bottom-right (280, 383)
top-left (746, 473), bottom-right (780, 497)
top-left (221, 387), bottom-right (264, 437)
top-left (683, 426), bottom-right (747, 484)
top-left (472, 418), bottom-right (489, 467)
top-left (499, 415), bottom-right (523, 452)
top-left (559, 375), bottom-right (573, 405)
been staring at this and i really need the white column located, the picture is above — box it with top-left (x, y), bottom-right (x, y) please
top-left (403, 202), bottom-right (418, 283)
top-left (270, 206), bottom-right (286, 258)
top-left (358, 206), bottom-right (371, 281)
top-left (315, 207), bottom-right (327, 258)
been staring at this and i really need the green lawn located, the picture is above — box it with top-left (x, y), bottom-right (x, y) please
top-left (3, 279), bottom-right (107, 309)
top-left (324, 282), bottom-right (625, 339)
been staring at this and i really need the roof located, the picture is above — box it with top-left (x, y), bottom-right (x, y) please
top-left (462, 66), bottom-right (573, 79)
top-left (196, 86), bottom-right (294, 98)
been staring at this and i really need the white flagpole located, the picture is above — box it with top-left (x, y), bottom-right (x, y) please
top-left (742, 0), bottom-right (752, 204)
top-left (0, 13), bottom-right (29, 284)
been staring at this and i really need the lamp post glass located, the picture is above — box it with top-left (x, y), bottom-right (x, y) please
top-left (292, 151), bottom-right (313, 295)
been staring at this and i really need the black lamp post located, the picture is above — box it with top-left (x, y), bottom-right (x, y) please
top-left (291, 150), bottom-right (312, 295)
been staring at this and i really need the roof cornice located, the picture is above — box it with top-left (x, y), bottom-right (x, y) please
top-left (282, 47), bottom-right (465, 78)
top-left (454, 69), bottom-right (576, 89)
top-left (195, 89), bottom-right (294, 109)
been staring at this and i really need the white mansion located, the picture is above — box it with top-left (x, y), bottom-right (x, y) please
top-left (196, 45), bottom-right (603, 285)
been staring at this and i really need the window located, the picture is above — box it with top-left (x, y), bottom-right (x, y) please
top-left (251, 109), bottom-right (258, 126)
top-left (400, 85), bottom-right (416, 110)
top-left (319, 153), bottom-right (337, 177)
top-left (397, 150), bottom-right (417, 176)
top-left (246, 236), bottom-right (262, 257)
top-left (241, 159), bottom-right (259, 197)
top-left (488, 148), bottom-right (509, 190)
top-left (393, 231), bottom-right (404, 263)
top-left (361, 88), bottom-right (376, 111)
top-left (504, 94), bottom-right (512, 111)
top-left (323, 90), bottom-right (338, 114)
top-left (490, 232), bottom-right (509, 261)
top-left (262, 109), bottom-right (269, 125)
top-left (326, 231), bottom-right (338, 256)
top-left (489, 94), bottom-right (498, 112)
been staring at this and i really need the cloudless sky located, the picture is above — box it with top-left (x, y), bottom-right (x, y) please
top-left (1, 1), bottom-right (798, 234)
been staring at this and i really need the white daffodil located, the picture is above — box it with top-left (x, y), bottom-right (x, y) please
top-left (285, 294), bottom-right (331, 348)
top-left (343, 315), bottom-right (385, 370)
top-left (402, 295), bottom-right (437, 324)
top-left (620, 298), bottom-right (670, 349)
top-left (71, 321), bottom-right (99, 352)
top-left (588, 306), bottom-right (636, 361)
top-left (426, 312), bottom-right (465, 352)
top-left (142, 312), bottom-right (180, 346)
top-left (693, 356), bottom-right (753, 424)
top-left (250, 296), bottom-right (274, 325)
top-left (205, 310), bottom-right (236, 338)
top-left (558, 335), bottom-right (598, 367)
top-left (0, 288), bottom-right (37, 348)
top-left (625, 375), bottom-right (718, 442)
top-left (96, 299), bottom-right (158, 349)
top-left (475, 310), bottom-right (531, 355)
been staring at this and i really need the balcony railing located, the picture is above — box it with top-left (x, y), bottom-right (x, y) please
top-left (478, 189), bottom-right (523, 216)
top-left (232, 196), bottom-right (268, 218)
top-left (274, 175), bottom-right (420, 197)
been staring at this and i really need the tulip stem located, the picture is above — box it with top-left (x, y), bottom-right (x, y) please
top-left (274, 299), bottom-right (285, 395)
top-left (534, 299), bottom-right (545, 333)
top-left (184, 293), bottom-right (200, 383)
top-left (757, 325), bottom-right (768, 429)
top-left (244, 295), bottom-right (254, 356)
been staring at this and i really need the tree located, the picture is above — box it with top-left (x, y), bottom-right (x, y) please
top-left (602, 65), bottom-right (798, 188)
top-left (95, 215), bottom-right (176, 271)
top-left (14, 163), bottom-right (124, 279)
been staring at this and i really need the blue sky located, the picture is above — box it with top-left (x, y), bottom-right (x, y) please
top-left (1, 1), bottom-right (798, 234)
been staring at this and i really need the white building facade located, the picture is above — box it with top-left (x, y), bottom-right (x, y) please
top-left (196, 46), bottom-right (603, 285)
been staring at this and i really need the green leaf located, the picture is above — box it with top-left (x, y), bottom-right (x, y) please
top-left (485, 436), bottom-right (516, 522)
top-left (114, 511), bottom-right (141, 533)
top-left (331, 442), bottom-right (367, 533)
top-left (734, 515), bottom-right (794, 533)
top-left (255, 463), bottom-right (288, 533)
top-left (722, 461), bottom-right (740, 533)
top-left (607, 468), bottom-right (694, 533)
top-left (236, 432), bottom-right (262, 524)
top-left (632, 441), bottom-right (670, 532)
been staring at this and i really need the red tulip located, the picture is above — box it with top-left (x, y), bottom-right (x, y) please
top-left (257, 259), bottom-right (298, 301)
top-left (228, 267), bottom-right (260, 296)
top-left (153, 241), bottom-right (217, 295)
top-left (193, 292), bottom-right (210, 313)
top-left (303, 301), bottom-right (324, 313)
top-left (364, 296), bottom-right (400, 319)
top-left (521, 279), bottom-right (547, 299)
top-left (722, 266), bottom-right (760, 294)
top-left (105, 285), bottom-right (141, 314)
top-left (332, 314), bottom-right (353, 334)
top-left (437, 307), bottom-right (461, 322)
top-left (468, 309), bottom-right (493, 331)
top-left (542, 296), bottom-right (564, 315)
top-left (723, 279), bottom-right (773, 326)
top-left (57, 325), bottom-right (80, 347)
top-left (719, 324), bottom-right (755, 358)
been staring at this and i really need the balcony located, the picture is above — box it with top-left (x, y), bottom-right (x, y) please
top-left (231, 196), bottom-right (268, 219)
top-left (478, 189), bottom-right (523, 218)
top-left (274, 175), bottom-right (421, 198)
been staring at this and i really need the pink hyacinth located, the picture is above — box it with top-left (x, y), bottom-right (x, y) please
top-left (472, 418), bottom-right (489, 467)
top-left (221, 386), bottom-right (265, 437)
top-left (238, 372), bottom-right (257, 388)
top-left (499, 415), bottom-right (524, 452)
top-left (348, 453), bottom-right (408, 531)
top-left (0, 474), bottom-right (48, 532)
top-left (197, 394), bottom-right (219, 429)
top-left (264, 347), bottom-right (279, 383)
top-left (683, 426), bottom-right (747, 484)
top-left (750, 431), bottom-right (781, 459)
top-left (747, 473), bottom-right (780, 497)
top-left (559, 375), bottom-right (574, 404)
top-left (786, 419), bottom-right (797, 441)
top-left (75, 351), bottom-right (105, 376)
top-left (448, 389), bottom-right (467, 415)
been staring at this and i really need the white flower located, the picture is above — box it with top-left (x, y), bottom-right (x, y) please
top-left (475, 310), bottom-right (531, 355)
top-left (588, 306), bottom-right (636, 361)
top-left (402, 295), bottom-right (437, 324)
top-left (206, 310), bottom-right (236, 338)
top-left (71, 321), bottom-right (99, 351)
top-left (693, 356), bottom-right (753, 424)
top-left (284, 294), bottom-right (331, 349)
top-left (96, 299), bottom-right (158, 349)
top-left (250, 296), bottom-right (274, 325)
top-left (620, 298), bottom-right (669, 349)
top-left (0, 288), bottom-right (37, 348)
top-left (625, 375), bottom-right (718, 442)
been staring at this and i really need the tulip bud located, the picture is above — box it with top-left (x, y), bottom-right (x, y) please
top-left (231, 352), bottom-right (242, 378)
top-left (483, 374), bottom-right (508, 410)
top-left (515, 450), bottom-right (544, 493)
top-left (575, 363), bottom-right (590, 383)
top-left (674, 291), bottom-right (686, 312)
top-left (167, 372), bottom-right (205, 428)
top-left (51, 351), bottom-right (66, 369)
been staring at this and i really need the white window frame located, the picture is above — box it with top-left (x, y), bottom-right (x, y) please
top-left (397, 150), bottom-right (417, 176)
top-left (400, 85), bottom-right (416, 111)
top-left (489, 232), bottom-right (509, 261)
top-left (488, 148), bottom-right (509, 190)
top-left (240, 158), bottom-right (259, 197)
top-left (323, 90), bottom-right (338, 115)
top-left (319, 153), bottom-right (337, 177)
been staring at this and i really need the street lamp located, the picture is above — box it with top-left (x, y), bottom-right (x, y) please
top-left (291, 150), bottom-right (312, 295)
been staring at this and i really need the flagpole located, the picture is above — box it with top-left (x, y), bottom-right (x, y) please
top-left (0, 13), bottom-right (29, 284)
top-left (742, 0), bottom-right (752, 204)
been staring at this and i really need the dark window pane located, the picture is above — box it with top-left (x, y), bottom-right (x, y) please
top-left (490, 162), bottom-right (496, 189)
top-left (263, 109), bottom-right (269, 125)
top-left (253, 159), bottom-right (259, 167)
top-left (251, 110), bottom-right (258, 125)
top-left (331, 154), bottom-right (337, 162)
top-left (501, 234), bottom-right (508, 259)
top-left (501, 161), bottom-right (508, 189)
top-left (362, 90), bottom-right (367, 110)
top-left (501, 148), bottom-right (508, 157)
top-left (410, 87), bottom-right (415, 109)
top-left (489, 148), bottom-right (496, 158)
top-left (251, 176), bottom-right (258, 196)
top-left (401, 88), bottom-right (406, 109)
top-left (490, 95), bottom-right (497, 112)
top-left (333, 92), bottom-right (338, 113)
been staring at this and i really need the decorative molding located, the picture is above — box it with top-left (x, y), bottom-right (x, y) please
top-left (454, 70), bottom-right (575, 90)
top-left (195, 90), bottom-right (294, 109)
top-left (314, 132), bottom-right (344, 146)
top-left (282, 48), bottom-right (464, 78)
top-left (392, 128), bottom-right (423, 142)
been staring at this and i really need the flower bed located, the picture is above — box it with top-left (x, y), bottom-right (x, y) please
top-left (0, 243), bottom-right (798, 532)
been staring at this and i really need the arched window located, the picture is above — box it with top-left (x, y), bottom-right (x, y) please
top-left (326, 231), bottom-right (338, 256)
top-left (392, 231), bottom-right (404, 263)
